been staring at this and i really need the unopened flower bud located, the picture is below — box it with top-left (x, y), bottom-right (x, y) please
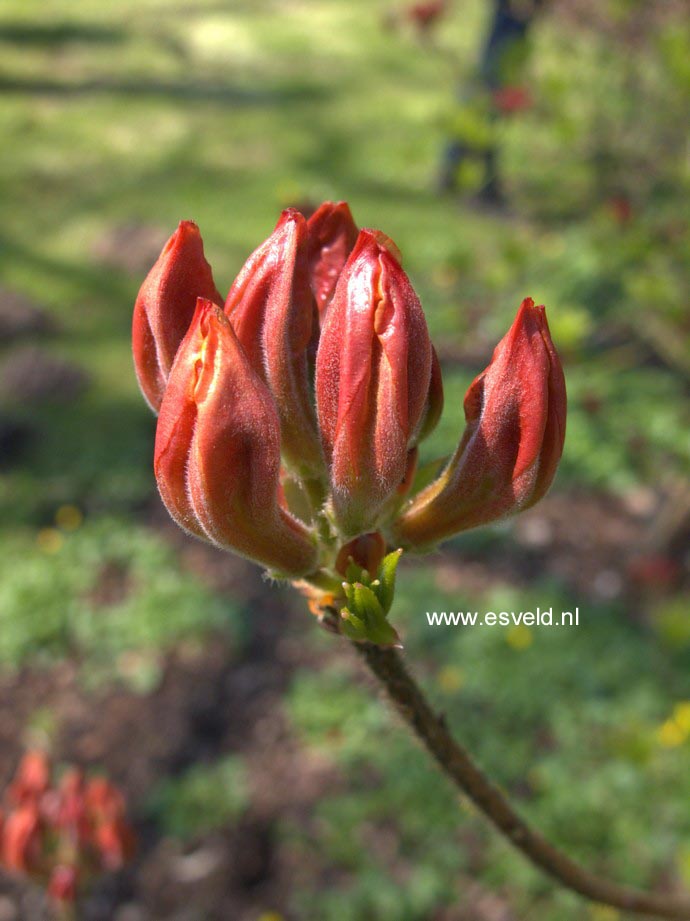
top-left (394, 299), bottom-right (566, 547)
top-left (84, 778), bottom-right (135, 870)
top-left (306, 201), bottom-right (359, 316)
top-left (48, 865), bottom-right (78, 904)
top-left (316, 230), bottom-right (432, 536)
top-left (155, 299), bottom-right (318, 576)
top-left (132, 221), bottom-right (222, 412)
top-left (335, 532), bottom-right (387, 577)
top-left (2, 804), bottom-right (42, 873)
top-left (8, 751), bottom-right (50, 805)
top-left (49, 769), bottom-right (91, 847)
top-left (85, 777), bottom-right (126, 824)
top-left (225, 209), bottom-right (323, 475)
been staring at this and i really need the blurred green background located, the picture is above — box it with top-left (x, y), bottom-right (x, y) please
top-left (0, 0), bottom-right (689, 918)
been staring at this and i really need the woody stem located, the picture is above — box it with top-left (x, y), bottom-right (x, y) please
top-left (352, 641), bottom-right (690, 920)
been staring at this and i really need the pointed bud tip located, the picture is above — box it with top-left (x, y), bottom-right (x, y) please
top-left (510, 298), bottom-right (553, 344)
top-left (330, 200), bottom-right (354, 217)
top-left (133, 217), bottom-right (221, 413)
top-left (193, 295), bottom-right (225, 325)
top-left (516, 297), bottom-right (548, 322)
top-left (177, 219), bottom-right (200, 234)
top-left (162, 219), bottom-right (201, 253)
top-left (275, 207), bottom-right (308, 233)
top-left (307, 200), bottom-right (356, 224)
top-left (307, 201), bottom-right (359, 315)
top-left (357, 228), bottom-right (404, 265)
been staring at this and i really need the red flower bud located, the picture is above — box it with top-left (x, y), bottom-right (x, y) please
top-left (93, 818), bottom-right (135, 870)
top-left (2, 803), bottom-right (42, 873)
top-left (155, 299), bottom-right (318, 576)
top-left (492, 85), bottom-right (533, 115)
top-left (225, 210), bottom-right (323, 475)
top-left (132, 221), bottom-right (222, 413)
top-left (50, 769), bottom-right (91, 846)
top-left (85, 777), bottom-right (124, 821)
top-left (48, 865), bottom-right (78, 904)
top-left (8, 751), bottom-right (50, 806)
top-left (394, 298), bottom-right (566, 547)
top-left (316, 230), bottom-right (432, 536)
top-left (407, 0), bottom-right (448, 32)
top-left (306, 201), bottom-right (359, 316)
top-left (84, 779), bottom-right (135, 870)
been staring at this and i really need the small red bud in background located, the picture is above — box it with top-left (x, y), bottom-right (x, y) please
top-left (155, 299), bottom-right (318, 576)
top-left (406, 0), bottom-right (448, 34)
top-left (492, 85), bottom-right (533, 115)
top-left (85, 777), bottom-right (125, 819)
top-left (86, 779), bottom-right (135, 869)
top-left (8, 751), bottom-right (50, 806)
top-left (48, 865), bottom-right (79, 904)
top-left (394, 298), bottom-right (566, 548)
top-left (51, 769), bottom-right (91, 849)
top-left (316, 230), bottom-right (432, 536)
top-left (2, 803), bottom-right (42, 873)
top-left (628, 553), bottom-right (680, 592)
top-left (93, 818), bottom-right (135, 871)
top-left (0, 752), bottom-right (135, 907)
top-left (132, 221), bottom-right (223, 413)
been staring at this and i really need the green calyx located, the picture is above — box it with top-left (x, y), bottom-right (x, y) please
top-left (340, 549), bottom-right (403, 647)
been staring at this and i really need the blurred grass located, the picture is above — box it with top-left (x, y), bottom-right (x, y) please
top-left (0, 517), bottom-right (244, 689)
top-left (0, 0), bottom-right (688, 918)
top-left (148, 754), bottom-right (249, 838)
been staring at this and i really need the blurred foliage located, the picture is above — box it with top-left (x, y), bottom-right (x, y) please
top-left (0, 517), bottom-right (243, 689)
top-left (0, 0), bottom-right (687, 918)
top-left (148, 756), bottom-right (249, 839)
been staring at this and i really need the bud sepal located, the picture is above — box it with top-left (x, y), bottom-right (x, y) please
top-left (339, 549), bottom-right (403, 647)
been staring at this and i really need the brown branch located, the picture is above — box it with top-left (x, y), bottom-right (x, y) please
top-left (353, 641), bottom-right (690, 920)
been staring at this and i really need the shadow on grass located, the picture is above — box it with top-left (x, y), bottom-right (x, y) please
top-left (0, 22), bottom-right (128, 47)
top-left (0, 75), bottom-right (329, 106)
top-left (0, 392), bottom-right (156, 525)
top-left (0, 232), bottom-right (134, 314)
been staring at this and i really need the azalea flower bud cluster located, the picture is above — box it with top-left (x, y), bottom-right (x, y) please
top-left (133, 202), bottom-right (565, 642)
top-left (0, 751), bottom-right (134, 908)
